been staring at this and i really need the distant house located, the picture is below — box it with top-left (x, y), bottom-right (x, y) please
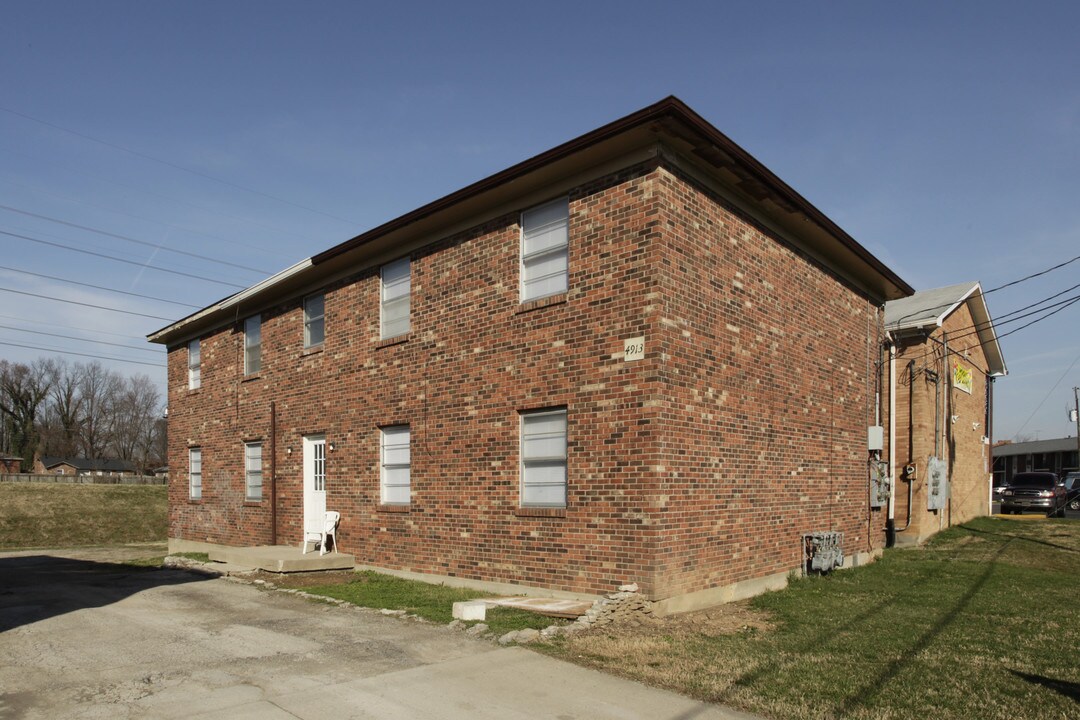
top-left (33, 456), bottom-right (138, 476)
top-left (993, 437), bottom-right (1080, 484)
top-left (153, 466), bottom-right (169, 479)
top-left (884, 282), bottom-right (1007, 545)
top-left (0, 454), bottom-right (22, 474)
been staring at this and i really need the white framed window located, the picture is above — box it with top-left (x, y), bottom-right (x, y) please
top-left (187, 339), bottom-right (201, 389)
top-left (189, 447), bottom-right (202, 500)
top-left (304, 294), bottom-right (325, 348)
top-left (244, 315), bottom-right (261, 375)
top-left (380, 257), bottom-right (411, 339)
top-left (520, 408), bottom-right (567, 507)
top-left (245, 442), bottom-right (263, 500)
top-left (521, 197), bottom-right (569, 302)
top-left (380, 425), bottom-right (411, 505)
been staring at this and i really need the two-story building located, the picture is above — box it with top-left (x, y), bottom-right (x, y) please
top-left (150, 97), bottom-right (915, 612)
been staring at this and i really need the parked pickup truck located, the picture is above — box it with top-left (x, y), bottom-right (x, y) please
top-left (999, 472), bottom-right (1067, 517)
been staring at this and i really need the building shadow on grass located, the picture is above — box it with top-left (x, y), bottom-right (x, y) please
top-left (1008, 670), bottom-right (1080, 703)
top-left (0, 555), bottom-right (212, 632)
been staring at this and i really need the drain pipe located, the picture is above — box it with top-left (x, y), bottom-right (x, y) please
top-left (896, 360), bottom-right (915, 533)
top-left (270, 400), bottom-right (277, 546)
top-left (886, 338), bottom-right (897, 547)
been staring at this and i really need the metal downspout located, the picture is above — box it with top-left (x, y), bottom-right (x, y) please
top-left (886, 339), bottom-right (897, 547)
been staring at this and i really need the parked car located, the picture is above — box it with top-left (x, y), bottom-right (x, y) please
top-left (1064, 472), bottom-right (1080, 512)
top-left (992, 481), bottom-right (1009, 500)
top-left (999, 472), bottom-right (1067, 516)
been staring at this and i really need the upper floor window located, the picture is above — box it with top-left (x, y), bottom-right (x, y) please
top-left (244, 315), bottom-right (261, 375)
top-left (380, 425), bottom-right (411, 505)
top-left (187, 339), bottom-right (201, 389)
top-left (380, 257), bottom-right (411, 340)
top-left (521, 197), bottom-right (569, 302)
top-left (245, 442), bottom-right (263, 500)
top-left (189, 447), bottom-right (202, 500)
top-left (520, 408), bottom-right (567, 507)
top-left (304, 294), bottom-right (325, 348)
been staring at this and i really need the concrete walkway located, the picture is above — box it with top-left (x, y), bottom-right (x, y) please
top-left (0, 549), bottom-right (762, 720)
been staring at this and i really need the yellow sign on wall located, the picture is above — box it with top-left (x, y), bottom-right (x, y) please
top-left (953, 363), bottom-right (973, 394)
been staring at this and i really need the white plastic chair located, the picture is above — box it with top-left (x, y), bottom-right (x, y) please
top-left (301, 511), bottom-right (340, 555)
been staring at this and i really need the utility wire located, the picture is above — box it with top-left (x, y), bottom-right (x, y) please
top-left (0, 286), bottom-right (174, 321)
top-left (0, 324), bottom-right (163, 354)
top-left (0, 105), bottom-right (358, 226)
top-left (0, 313), bottom-right (153, 342)
top-left (0, 157), bottom-right (312, 248)
top-left (0, 228), bottom-right (246, 289)
top-left (0, 264), bottom-right (200, 308)
top-left (0, 340), bottom-right (165, 368)
top-left (1011, 347), bottom-right (1080, 440)
top-left (0, 203), bottom-right (271, 274)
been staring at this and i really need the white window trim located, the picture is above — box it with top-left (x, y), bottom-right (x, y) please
top-left (520, 197), bottom-right (569, 303)
top-left (380, 425), bottom-right (411, 505)
top-left (304, 294), bottom-right (325, 348)
top-left (245, 442), bottom-right (263, 500)
top-left (520, 408), bottom-right (568, 508)
top-left (380, 257), bottom-right (411, 340)
top-left (188, 339), bottom-right (201, 389)
top-left (189, 447), bottom-right (202, 500)
top-left (244, 315), bottom-right (261, 375)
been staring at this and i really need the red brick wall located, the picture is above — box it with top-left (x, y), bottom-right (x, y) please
top-left (647, 166), bottom-right (884, 597)
top-left (893, 301), bottom-right (991, 540)
top-left (168, 157), bottom-right (887, 599)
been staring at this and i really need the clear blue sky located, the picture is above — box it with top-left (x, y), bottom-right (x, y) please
top-left (2, 0), bottom-right (1078, 442)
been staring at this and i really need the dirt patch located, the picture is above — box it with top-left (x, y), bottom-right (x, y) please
top-left (651, 602), bottom-right (774, 637)
top-left (249, 569), bottom-right (359, 588)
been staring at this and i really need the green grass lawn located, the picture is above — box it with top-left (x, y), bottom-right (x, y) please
top-left (543, 517), bottom-right (1080, 720)
top-left (0, 482), bottom-right (167, 549)
top-left (295, 570), bottom-right (567, 636)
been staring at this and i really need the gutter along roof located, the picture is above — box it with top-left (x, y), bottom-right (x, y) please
top-left (148, 96), bottom-right (914, 347)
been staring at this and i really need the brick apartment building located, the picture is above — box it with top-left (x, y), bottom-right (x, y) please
top-left (883, 283), bottom-right (1007, 545)
top-left (150, 97), bottom-right (918, 612)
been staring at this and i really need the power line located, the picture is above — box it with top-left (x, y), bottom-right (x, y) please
top-left (0, 203), bottom-right (271, 274)
top-left (0, 286), bottom-right (174, 321)
top-left (1011, 347), bottom-right (1080, 441)
top-left (0, 324), bottom-right (163, 355)
top-left (0, 157), bottom-right (313, 249)
top-left (0, 228), bottom-right (246, 289)
top-left (0, 105), bottom-right (359, 226)
top-left (0, 340), bottom-right (165, 368)
top-left (0, 313), bottom-right (152, 342)
top-left (0, 264), bottom-right (200, 308)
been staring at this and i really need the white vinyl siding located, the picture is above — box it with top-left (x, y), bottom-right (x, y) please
top-left (304, 294), bottom-right (325, 348)
top-left (520, 409), bottom-right (567, 507)
top-left (189, 448), bottom-right (202, 500)
top-left (244, 315), bottom-right (261, 375)
top-left (187, 339), bottom-right (200, 389)
top-left (521, 197), bottom-right (569, 302)
top-left (380, 425), bottom-right (411, 505)
top-left (380, 257), bottom-right (411, 339)
top-left (245, 442), bottom-right (263, 500)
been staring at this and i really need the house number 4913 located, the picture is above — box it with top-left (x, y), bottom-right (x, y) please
top-left (624, 337), bottom-right (645, 362)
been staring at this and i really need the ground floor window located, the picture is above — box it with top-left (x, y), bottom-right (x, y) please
top-left (380, 425), bottom-right (410, 504)
top-left (189, 448), bottom-right (202, 500)
top-left (520, 408), bottom-right (567, 507)
top-left (245, 442), bottom-right (263, 500)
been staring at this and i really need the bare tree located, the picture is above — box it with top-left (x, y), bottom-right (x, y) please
top-left (110, 373), bottom-right (162, 471)
top-left (0, 359), bottom-right (54, 470)
top-left (78, 362), bottom-right (122, 460)
top-left (40, 359), bottom-right (85, 457)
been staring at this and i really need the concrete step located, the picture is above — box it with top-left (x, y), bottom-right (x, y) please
top-left (208, 545), bottom-right (355, 573)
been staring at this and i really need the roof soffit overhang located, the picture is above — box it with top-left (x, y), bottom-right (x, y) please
top-left (889, 283), bottom-right (1008, 377)
top-left (149, 96), bottom-right (913, 347)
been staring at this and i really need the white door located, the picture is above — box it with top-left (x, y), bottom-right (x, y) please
top-left (303, 434), bottom-right (326, 537)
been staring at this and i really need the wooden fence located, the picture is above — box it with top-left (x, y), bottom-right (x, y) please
top-left (0, 473), bottom-right (166, 485)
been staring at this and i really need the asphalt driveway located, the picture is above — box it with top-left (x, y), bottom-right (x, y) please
top-left (0, 550), bottom-right (758, 720)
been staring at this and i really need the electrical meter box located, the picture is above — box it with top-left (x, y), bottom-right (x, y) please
top-left (870, 460), bottom-right (890, 508)
top-left (927, 456), bottom-right (948, 511)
